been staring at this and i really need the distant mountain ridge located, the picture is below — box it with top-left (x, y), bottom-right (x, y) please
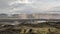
top-left (0, 13), bottom-right (60, 19)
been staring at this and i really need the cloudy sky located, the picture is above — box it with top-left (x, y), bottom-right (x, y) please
top-left (0, 0), bottom-right (60, 14)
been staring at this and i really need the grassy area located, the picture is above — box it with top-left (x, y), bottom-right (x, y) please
top-left (0, 26), bottom-right (60, 34)
top-left (0, 22), bottom-right (60, 34)
top-left (18, 26), bottom-right (60, 34)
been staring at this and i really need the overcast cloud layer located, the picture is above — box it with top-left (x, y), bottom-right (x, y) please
top-left (0, 0), bottom-right (60, 14)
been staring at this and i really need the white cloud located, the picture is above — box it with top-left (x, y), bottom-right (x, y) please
top-left (9, 0), bottom-right (33, 6)
top-left (0, 0), bottom-right (60, 14)
top-left (8, 0), bottom-right (60, 14)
